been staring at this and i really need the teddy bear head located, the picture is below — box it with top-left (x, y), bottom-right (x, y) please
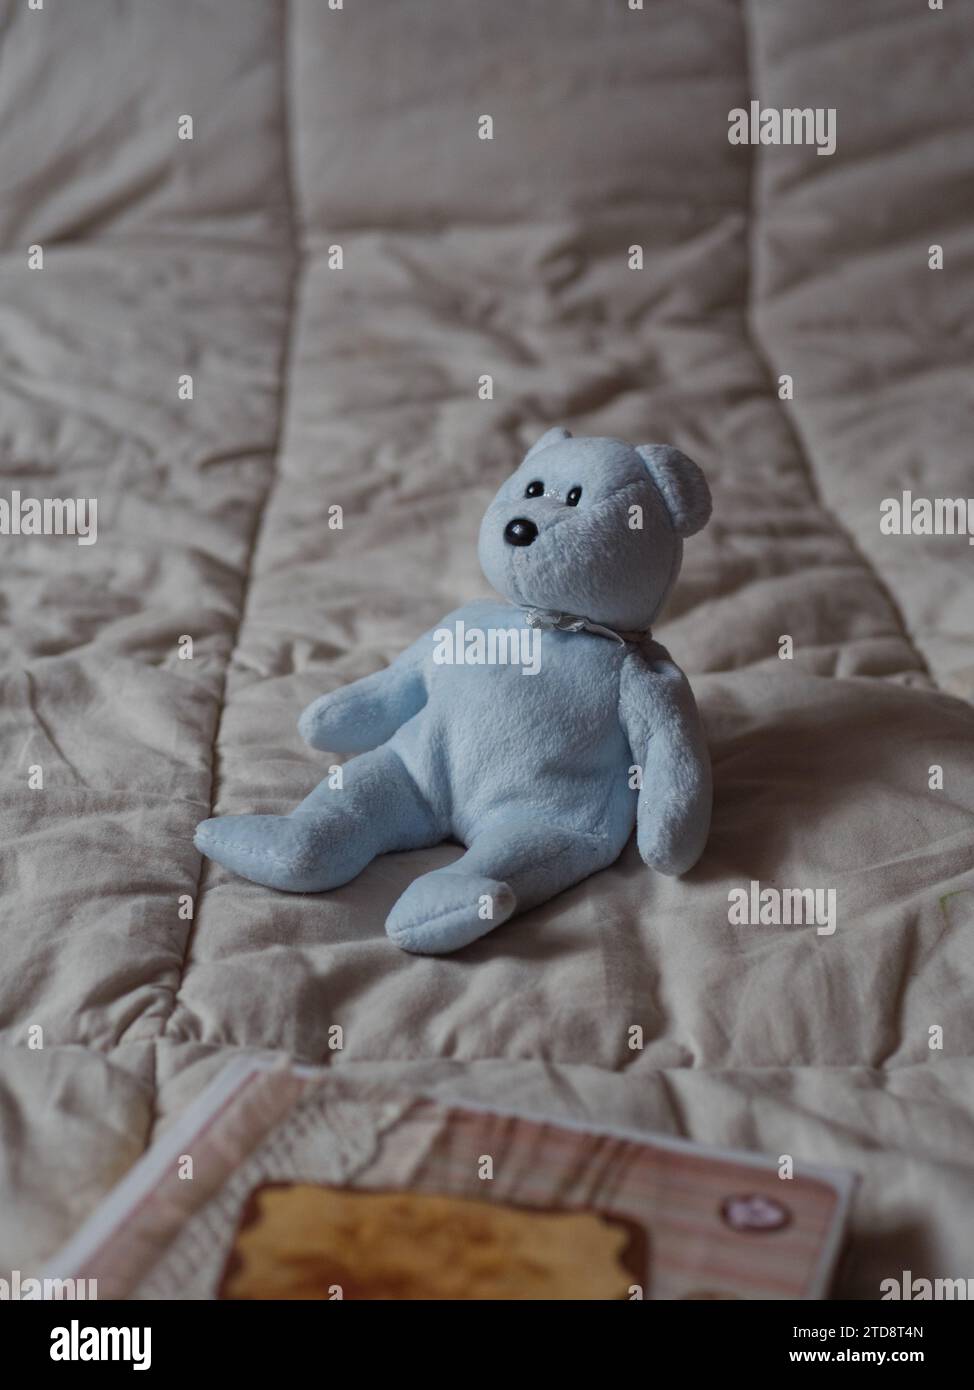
top-left (478, 428), bottom-right (711, 633)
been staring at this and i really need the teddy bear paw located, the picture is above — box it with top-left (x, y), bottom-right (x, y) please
top-left (386, 870), bottom-right (516, 954)
top-left (195, 813), bottom-right (343, 892)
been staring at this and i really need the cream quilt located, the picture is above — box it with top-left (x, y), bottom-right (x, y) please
top-left (1, 0), bottom-right (972, 1297)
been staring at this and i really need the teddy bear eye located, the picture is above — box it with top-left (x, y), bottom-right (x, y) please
top-left (524, 480), bottom-right (544, 498)
top-left (566, 485), bottom-right (582, 506)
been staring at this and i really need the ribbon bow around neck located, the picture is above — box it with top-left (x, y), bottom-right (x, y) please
top-left (520, 606), bottom-right (650, 647)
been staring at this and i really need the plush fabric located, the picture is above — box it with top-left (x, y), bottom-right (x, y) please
top-left (196, 431), bottom-right (712, 953)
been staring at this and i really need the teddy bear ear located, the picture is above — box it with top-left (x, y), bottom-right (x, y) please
top-left (636, 444), bottom-right (712, 537)
top-left (524, 426), bottom-right (572, 461)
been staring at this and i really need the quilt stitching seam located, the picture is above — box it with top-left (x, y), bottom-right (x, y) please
top-left (741, 0), bottom-right (937, 693)
top-left (144, 0), bottom-right (304, 1118)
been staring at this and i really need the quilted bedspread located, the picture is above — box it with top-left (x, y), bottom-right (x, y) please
top-left (1, 0), bottom-right (972, 1297)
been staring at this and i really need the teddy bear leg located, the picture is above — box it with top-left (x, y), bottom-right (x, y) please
top-left (385, 817), bottom-right (616, 954)
top-left (195, 746), bottom-right (442, 893)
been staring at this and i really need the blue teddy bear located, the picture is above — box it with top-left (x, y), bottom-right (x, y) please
top-left (195, 429), bottom-right (713, 954)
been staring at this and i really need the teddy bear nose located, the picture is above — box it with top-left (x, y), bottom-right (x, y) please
top-left (504, 518), bottom-right (538, 547)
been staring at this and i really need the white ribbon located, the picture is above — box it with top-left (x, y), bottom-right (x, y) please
top-left (521, 607), bottom-right (649, 646)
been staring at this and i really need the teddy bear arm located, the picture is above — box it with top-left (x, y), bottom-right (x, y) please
top-left (620, 651), bottom-right (712, 877)
top-left (298, 658), bottom-right (428, 754)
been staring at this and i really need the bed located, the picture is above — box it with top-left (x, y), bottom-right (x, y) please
top-left (1, 0), bottom-right (972, 1297)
